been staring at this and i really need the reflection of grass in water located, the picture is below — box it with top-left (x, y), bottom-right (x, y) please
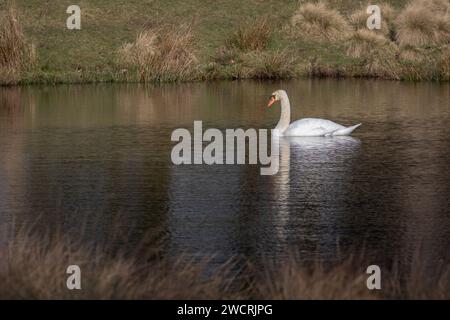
top-left (0, 87), bottom-right (21, 114)
top-left (0, 226), bottom-right (448, 299)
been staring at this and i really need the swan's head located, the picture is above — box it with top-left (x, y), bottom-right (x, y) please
top-left (268, 90), bottom-right (288, 107)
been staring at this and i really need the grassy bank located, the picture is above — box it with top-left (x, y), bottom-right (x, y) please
top-left (0, 0), bottom-right (449, 85)
top-left (0, 228), bottom-right (448, 299)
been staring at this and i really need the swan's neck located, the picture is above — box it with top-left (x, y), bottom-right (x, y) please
top-left (275, 95), bottom-right (291, 133)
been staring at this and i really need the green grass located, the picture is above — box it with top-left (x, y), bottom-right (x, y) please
top-left (1, 0), bottom-right (448, 85)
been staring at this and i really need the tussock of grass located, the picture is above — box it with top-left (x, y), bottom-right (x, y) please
top-left (346, 29), bottom-right (400, 79)
top-left (435, 13), bottom-right (450, 44)
top-left (347, 30), bottom-right (395, 58)
top-left (0, 2), bottom-right (36, 85)
top-left (241, 50), bottom-right (297, 79)
top-left (213, 45), bottom-right (241, 66)
top-left (395, 6), bottom-right (436, 47)
top-left (399, 45), bottom-right (428, 63)
top-left (348, 3), bottom-right (397, 39)
top-left (416, 0), bottom-right (450, 11)
top-left (208, 19), bottom-right (293, 80)
top-left (395, 0), bottom-right (450, 47)
top-left (118, 25), bottom-right (198, 83)
top-left (227, 18), bottom-right (271, 51)
top-left (290, 2), bottom-right (351, 42)
top-left (398, 45), bottom-right (449, 80)
top-left (307, 58), bottom-right (346, 78)
top-left (206, 50), bottom-right (298, 80)
top-left (438, 46), bottom-right (450, 80)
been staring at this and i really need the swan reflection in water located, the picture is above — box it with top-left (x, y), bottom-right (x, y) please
top-left (167, 134), bottom-right (361, 262)
top-left (269, 135), bottom-right (362, 258)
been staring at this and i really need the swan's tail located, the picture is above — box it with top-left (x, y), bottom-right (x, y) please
top-left (332, 123), bottom-right (362, 136)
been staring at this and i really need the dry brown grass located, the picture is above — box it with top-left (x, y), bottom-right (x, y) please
top-left (210, 17), bottom-right (293, 79)
top-left (438, 45), bottom-right (450, 80)
top-left (395, 0), bottom-right (450, 47)
top-left (393, 1), bottom-right (450, 80)
top-left (290, 2), bottom-right (351, 42)
top-left (307, 60), bottom-right (346, 78)
top-left (207, 49), bottom-right (297, 80)
top-left (241, 50), bottom-right (297, 79)
top-left (435, 13), bottom-right (450, 45)
top-left (0, 227), bottom-right (449, 299)
top-left (348, 3), bottom-right (397, 39)
top-left (399, 45), bottom-right (429, 63)
top-left (255, 252), bottom-right (450, 299)
top-left (118, 24), bottom-right (198, 83)
top-left (416, 0), bottom-right (450, 11)
top-left (347, 30), bottom-right (394, 58)
top-left (398, 45), bottom-right (447, 81)
top-left (0, 231), bottom-right (238, 299)
top-left (254, 255), bottom-right (376, 299)
top-left (227, 18), bottom-right (271, 51)
top-left (0, 2), bottom-right (36, 85)
top-left (346, 29), bottom-right (400, 79)
top-left (213, 45), bottom-right (241, 66)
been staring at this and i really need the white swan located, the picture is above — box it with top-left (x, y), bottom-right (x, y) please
top-left (268, 90), bottom-right (361, 137)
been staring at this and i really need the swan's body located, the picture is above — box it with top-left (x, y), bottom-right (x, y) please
top-left (283, 118), bottom-right (361, 137)
top-left (269, 90), bottom-right (361, 137)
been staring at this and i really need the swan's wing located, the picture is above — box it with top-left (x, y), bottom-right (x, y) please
top-left (285, 124), bottom-right (332, 137)
top-left (305, 126), bottom-right (334, 136)
top-left (332, 123), bottom-right (362, 136)
top-left (284, 118), bottom-right (343, 137)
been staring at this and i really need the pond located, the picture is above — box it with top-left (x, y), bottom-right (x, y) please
top-left (0, 79), bottom-right (449, 272)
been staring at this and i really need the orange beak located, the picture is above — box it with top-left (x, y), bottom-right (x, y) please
top-left (267, 96), bottom-right (276, 108)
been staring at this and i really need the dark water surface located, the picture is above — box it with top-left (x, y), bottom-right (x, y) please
top-left (1, 79), bottom-right (449, 270)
